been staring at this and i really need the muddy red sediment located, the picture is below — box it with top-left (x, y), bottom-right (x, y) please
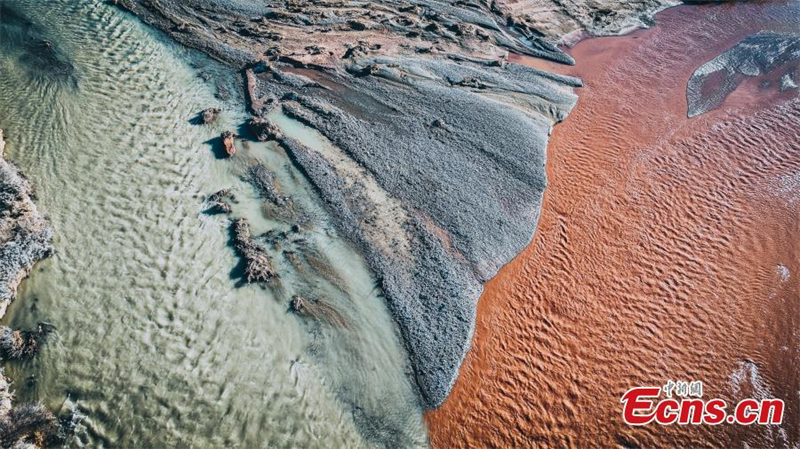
top-left (427, 3), bottom-right (800, 448)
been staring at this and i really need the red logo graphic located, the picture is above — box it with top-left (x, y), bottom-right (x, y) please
top-left (621, 381), bottom-right (784, 426)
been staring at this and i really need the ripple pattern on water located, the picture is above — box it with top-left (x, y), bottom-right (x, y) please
top-left (0, 0), bottom-right (425, 447)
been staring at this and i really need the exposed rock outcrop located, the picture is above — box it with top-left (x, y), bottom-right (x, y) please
top-left (206, 189), bottom-right (234, 214)
top-left (199, 107), bottom-right (220, 125)
top-left (494, 0), bottom-right (679, 41)
top-left (221, 130), bottom-right (237, 157)
top-left (687, 31), bottom-right (800, 117)
top-left (0, 323), bottom-right (54, 361)
top-left (232, 218), bottom-right (277, 284)
top-left (116, 0), bottom-right (674, 68)
top-left (246, 117), bottom-right (282, 142)
top-left (0, 392), bottom-right (60, 449)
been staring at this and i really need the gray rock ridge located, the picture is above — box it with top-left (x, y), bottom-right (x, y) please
top-left (114, 0), bottom-right (675, 69)
top-left (114, 0), bottom-right (671, 408)
top-left (278, 58), bottom-right (579, 282)
top-left (688, 31), bottom-right (800, 117)
top-left (0, 129), bottom-right (55, 318)
top-left (279, 133), bottom-right (484, 408)
top-left (494, 0), bottom-right (679, 41)
top-left (254, 57), bottom-right (578, 407)
top-left (115, 0), bottom-right (574, 66)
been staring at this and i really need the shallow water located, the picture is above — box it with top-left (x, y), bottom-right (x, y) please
top-left (0, 0), bottom-right (425, 447)
top-left (429, 2), bottom-right (800, 448)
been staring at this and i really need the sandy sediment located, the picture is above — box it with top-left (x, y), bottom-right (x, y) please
top-left (115, 0), bottom-right (673, 408)
top-left (427, 3), bottom-right (800, 447)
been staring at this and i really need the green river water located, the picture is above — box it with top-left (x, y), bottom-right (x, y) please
top-left (0, 0), bottom-right (426, 447)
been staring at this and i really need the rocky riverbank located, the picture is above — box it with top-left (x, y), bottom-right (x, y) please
top-left (0, 130), bottom-right (59, 447)
top-left (116, 0), bottom-right (674, 409)
top-left (0, 130), bottom-right (54, 317)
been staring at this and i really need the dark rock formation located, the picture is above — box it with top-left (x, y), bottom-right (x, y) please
top-left (246, 117), bottom-right (282, 141)
top-left (221, 130), bottom-right (237, 157)
top-left (206, 189), bottom-right (234, 214)
top-left (232, 218), bottom-right (277, 283)
top-left (0, 129), bottom-right (55, 317)
top-left (199, 107), bottom-right (221, 125)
